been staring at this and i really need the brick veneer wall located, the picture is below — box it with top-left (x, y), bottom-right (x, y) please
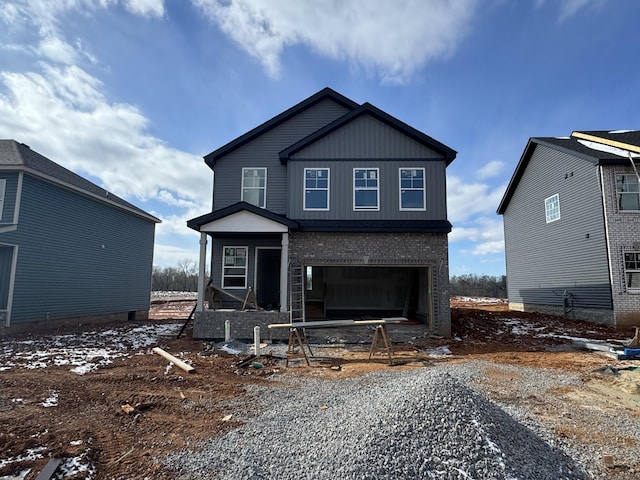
top-left (193, 310), bottom-right (290, 341)
top-left (602, 165), bottom-right (640, 326)
top-left (289, 232), bottom-right (451, 336)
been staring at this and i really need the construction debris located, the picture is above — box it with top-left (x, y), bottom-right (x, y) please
top-left (152, 347), bottom-right (195, 373)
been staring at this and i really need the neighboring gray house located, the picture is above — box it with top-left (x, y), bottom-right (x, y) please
top-left (497, 130), bottom-right (640, 327)
top-left (0, 140), bottom-right (160, 332)
top-left (187, 88), bottom-right (456, 339)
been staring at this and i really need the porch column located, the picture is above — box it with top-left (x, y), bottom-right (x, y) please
top-left (280, 232), bottom-right (289, 312)
top-left (196, 232), bottom-right (208, 312)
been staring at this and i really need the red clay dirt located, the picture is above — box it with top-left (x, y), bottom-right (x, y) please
top-left (0, 296), bottom-right (638, 479)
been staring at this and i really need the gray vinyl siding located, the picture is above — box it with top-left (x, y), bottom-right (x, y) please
top-left (212, 99), bottom-right (351, 214)
top-left (288, 160), bottom-right (447, 220)
top-left (6, 174), bottom-right (155, 324)
top-left (0, 173), bottom-right (19, 224)
top-left (503, 144), bottom-right (611, 309)
top-left (287, 113), bottom-right (447, 220)
top-left (290, 114), bottom-right (441, 159)
top-left (210, 236), bottom-right (281, 294)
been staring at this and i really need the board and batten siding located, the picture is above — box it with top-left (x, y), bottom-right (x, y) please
top-left (287, 160), bottom-right (447, 220)
top-left (290, 114), bottom-right (441, 159)
top-left (212, 99), bottom-right (351, 214)
top-left (6, 174), bottom-right (155, 324)
top-left (503, 144), bottom-right (611, 309)
top-left (287, 113), bottom-right (447, 220)
top-left (0, 173), bottom-right (19, 224)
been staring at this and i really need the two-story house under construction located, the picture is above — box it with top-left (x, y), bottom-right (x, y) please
top-left (498, 130), bottom-right (640, 327)
top-left (187, 88), bottom-right (457, 339)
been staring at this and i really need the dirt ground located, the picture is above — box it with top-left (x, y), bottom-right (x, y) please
top-left (1, 297), bottom-right (639, 479)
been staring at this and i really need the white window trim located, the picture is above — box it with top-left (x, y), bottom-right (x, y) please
top-left (399, 167), bottom-right (426, 211)
top-left (303, 168), bottom-right (330, 211)
top-left (624, 251), bottom-right (640, 291)
top-left (222, 246), bottom-right (248, 289)
top-left (353, 167), bottom-right (380, 211)
top-left (544, 193), bottom-right (560, 223)
top-left (241, 167), bottom-right (267, 208)
top-left (615, 174), bottom-right (640, 212)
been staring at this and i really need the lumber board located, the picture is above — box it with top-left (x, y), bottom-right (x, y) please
top-left (269, 317), bottom-right (408, 329)
top-left (572, 340), bottom-right (616, 353)
top-left (35, 458), bottom-right (62, 480)
top-left (152, 347), bottom-right (195, 373)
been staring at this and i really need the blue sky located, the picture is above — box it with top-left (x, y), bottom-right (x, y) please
top-left (1, 0), bottom-right (638, 277)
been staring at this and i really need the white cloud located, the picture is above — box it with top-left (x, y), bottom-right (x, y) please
top-left (534, 0), bottom-right (605, 21)
top-left (192, 0), bottom-right (479, 84)
top-left (153, 242), bottom-right (200, 267)
top-left (447, 175), bottom-right (507, 223)
top-left (0, 63), bottom-right (211, 216)
top-left (477, 160), bottom-right (505, 180)
top-left (37, 35), bottom-right (78, 64)
top-left (123, 0), bottom-right (165, 18)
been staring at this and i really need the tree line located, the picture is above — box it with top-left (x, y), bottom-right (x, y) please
top-left (449, 274), bottom-right (507, 298)
top-left (151, 259), bottom-right (200, 292)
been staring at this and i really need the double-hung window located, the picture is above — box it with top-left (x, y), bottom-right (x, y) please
top-left (353, 168), bottom-right (379, 211)
top-left (625, 252), bottom-right (640, 289)
top-left (544, 194), bottom-right (560, 223)
top-left (304, 168), bottom-right (329, 210)
top-left (616, 174), bottom-right (640, 211)
top-left (222, 246), bottom-right (247, 288)
top-left (242, 168), bottom-right (266, 208)
top-left (399, 168), bottom-right (425, 210)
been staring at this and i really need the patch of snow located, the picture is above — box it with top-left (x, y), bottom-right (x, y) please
top-left (70, 439), bottom-right (83, 446)
top-left (424, 345), bottom-right (452, 356)
top-left (41, 390), bottom-right (58, 407)
top-left (0, 321), bottom-right (182, 374)
top-left (0, 446), bottom-right (46, 469)
top-left (219, 344), bottom-right (242, 355)
top-left (57, 450), bottom-right (96, 479)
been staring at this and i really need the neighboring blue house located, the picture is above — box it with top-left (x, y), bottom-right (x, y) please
top-left (0, 140), bottom-right (160, 332)
top-left (187, 88), bottom-right (456, 339)
top-left (498, 130), bottom-right (640, 327)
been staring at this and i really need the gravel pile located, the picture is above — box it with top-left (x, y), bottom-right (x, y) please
top-left (166, 365), bottom-right (590, 479)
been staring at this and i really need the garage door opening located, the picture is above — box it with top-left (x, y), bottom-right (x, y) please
top-left (304, 265), bottom-right (431, 324)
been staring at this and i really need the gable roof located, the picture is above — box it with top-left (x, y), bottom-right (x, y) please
top-left (0, 140), bottom-right (160, 223)
top-left (497, 130), bottom-right (640, 214)
top-left (279, 102), bottom-right (457, 165)
top-left (203, 87), bottom-right (359, 168)
top-left (187, 201), bottom-right (299, 231)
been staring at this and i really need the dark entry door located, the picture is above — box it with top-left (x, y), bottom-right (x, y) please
top-left (256, 248), bottom-right (281, 310)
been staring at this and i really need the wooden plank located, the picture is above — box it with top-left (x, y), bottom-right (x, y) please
top-left (572, 340), bottom-right (616, 353)
top-left (270, 317), bottom-right (407, 329)
top-left (35, 458), bottom-right (62, 480)
top-left (571, 131), bottom-right (640, 154)
top-left (152, 347), bottom-right (195, 373)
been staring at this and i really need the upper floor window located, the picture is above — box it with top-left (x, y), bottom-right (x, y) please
top-left (0, 179), bottom-right (5, 221)
top-left (222, 246), bottom-right (247, 289)
top-left (616, 174), bottom-right (639, 211)
top-left (242, 168), bottom-right (266, 208)
top-left (353, 168), bottom-right (379, 211)
top-left (545, 193), bottom-right (560, 223)
top-left (625, 252), bottom-right (640, 289)
top-left (304, 168), bottom-right (329, 210)
top-left (399, 168), bottom-right (425, 210)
